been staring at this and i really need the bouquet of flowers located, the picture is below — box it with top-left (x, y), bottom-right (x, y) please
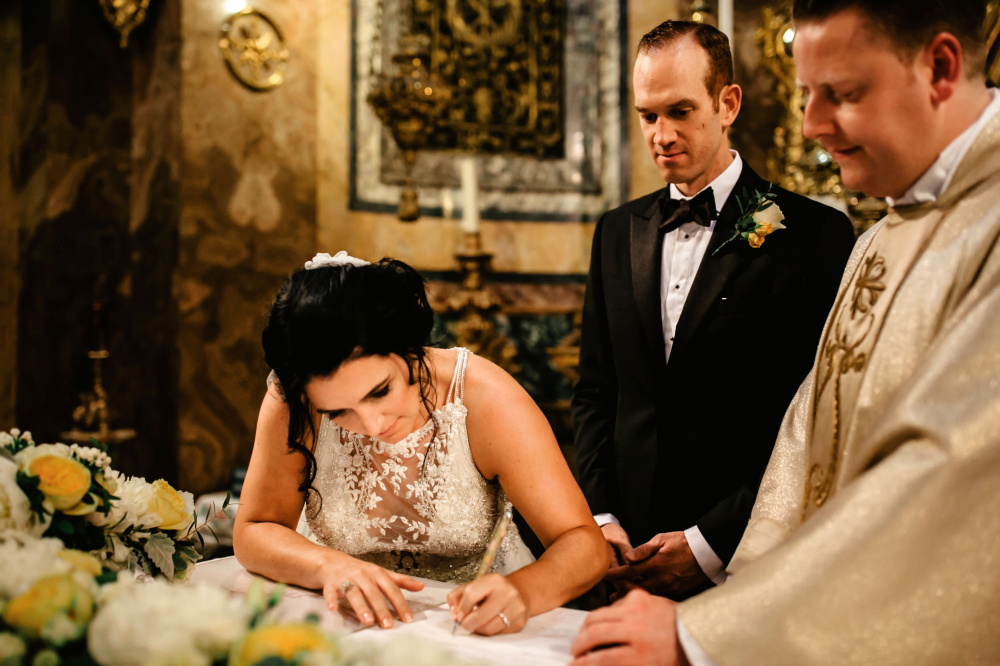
top-left (0, 531), bottom-right (105, 663)
top-left (0, 428), bottom-right (202, 581)
top-left (0, 430), bottom-right (478, 666)
top-left (0, 533), bottom-right (474, 666)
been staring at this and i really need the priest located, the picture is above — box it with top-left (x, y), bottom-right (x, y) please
top-left (570, 0), bottom-right (1000, 663)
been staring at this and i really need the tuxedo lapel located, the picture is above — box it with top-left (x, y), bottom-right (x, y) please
top-left (669, 164), bottom-right (768, 362)
top-left (631, 193), bottom-right (668, 363)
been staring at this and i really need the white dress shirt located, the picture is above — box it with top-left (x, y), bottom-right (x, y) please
top-left (594, 152), bottom-right (743, 586)
top-left (678, 89), bottom-right (1000, 666)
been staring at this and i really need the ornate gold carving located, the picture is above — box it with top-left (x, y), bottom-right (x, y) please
top-left (219, 9), bottom-right (289, 92)
top-left (99, 0), bottom-right (151, 48)
top-left (367, 33), bottom-right (453, 221)
top-left (987, 2), bottom-right (1000, 86)
top-left (438, 233), bottom-right (520, 376)
top-left (757, 7), bottom-right (843, 200)
top-left (408, 0), bottom-right (565, 156)
top-left (446, 0), bottom-right (522, 48)
top-left (547, 312), bottom-right (581, 388)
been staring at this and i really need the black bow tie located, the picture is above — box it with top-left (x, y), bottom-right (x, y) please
top-left (658, 187), bottom-right (717, 233)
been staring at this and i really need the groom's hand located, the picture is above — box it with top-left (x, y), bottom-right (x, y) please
top-left (600, 522), bottom-right (634, 567)
top-left (600, 523), bottom-right (639, 599)
top-left (607, 531), bottom-right (708, 598)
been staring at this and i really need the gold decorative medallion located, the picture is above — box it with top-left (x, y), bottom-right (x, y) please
top-left (219, 9), bottom-right (289, 91)
top-left (99, 0), bottom-right (152, 48)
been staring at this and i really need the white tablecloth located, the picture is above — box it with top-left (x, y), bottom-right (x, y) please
top-left (191, 556), bottom-right (587, 665)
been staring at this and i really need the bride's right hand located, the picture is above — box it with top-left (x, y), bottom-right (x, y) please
top-left (319, 553), bottom-right (424, 628)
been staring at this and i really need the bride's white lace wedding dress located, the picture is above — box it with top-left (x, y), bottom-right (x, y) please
top-left (296, 348), bottom-right (535, 582)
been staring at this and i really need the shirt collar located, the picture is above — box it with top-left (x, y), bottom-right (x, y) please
top-left (889, 88), bottom-right (1000, 207)
top-left (668, 150), bottom-right (744, 216)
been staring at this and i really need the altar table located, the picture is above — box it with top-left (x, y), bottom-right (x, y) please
top-left (191, 556), bottom-right (588, 665)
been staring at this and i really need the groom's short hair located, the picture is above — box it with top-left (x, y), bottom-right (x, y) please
top-left (792, 0), bottom-right (988, 78)
top-left (638, 21), bottom-right (733, 111)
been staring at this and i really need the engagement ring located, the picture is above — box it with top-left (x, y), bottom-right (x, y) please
top-left (497, 611), bottom-right (510, 627)
top-left (341, 581), bottom-right (356, 596)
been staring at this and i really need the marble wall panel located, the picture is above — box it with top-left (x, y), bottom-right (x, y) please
top-left (176, 0), bottom-right (318, 495)
top-left (13, 0), bottom-right (179, 485)
top-left (0, 3), bottom-right (21, 429)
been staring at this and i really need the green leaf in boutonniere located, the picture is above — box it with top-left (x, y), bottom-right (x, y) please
top-left (712, 185), bottom-right (786, 256)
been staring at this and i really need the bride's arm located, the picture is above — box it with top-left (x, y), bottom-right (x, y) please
top-left (453, 354), bottom-right (608, 634)
top-left (233, 387), bottom-right (423, 628)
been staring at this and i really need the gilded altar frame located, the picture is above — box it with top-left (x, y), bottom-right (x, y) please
top-left (349, 0), bottom-right (629, 222)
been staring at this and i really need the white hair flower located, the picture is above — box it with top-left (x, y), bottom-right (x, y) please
top-left (304, 251), bottom-right (370, 270)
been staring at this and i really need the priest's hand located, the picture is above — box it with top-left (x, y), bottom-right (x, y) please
top-left (570, 588), bottom-right (690, 666)
top-left (600, 523), bottom-right (639, 599)
top-left (606, 531), bottom-right (708, 598)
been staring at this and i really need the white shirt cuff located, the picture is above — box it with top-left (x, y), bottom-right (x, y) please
top-left (677, 616), bottom-right (720, 666)
top-left (683, 526), bottom-right (728, 586)
top-left (593, 513), bottom-right (620, 528)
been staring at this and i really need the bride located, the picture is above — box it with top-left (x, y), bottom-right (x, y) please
top-left (233, 252), bottom-right (606, 635)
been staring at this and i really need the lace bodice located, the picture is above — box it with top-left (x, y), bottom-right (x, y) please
top-left (302, 348), bottom-right (527, 582)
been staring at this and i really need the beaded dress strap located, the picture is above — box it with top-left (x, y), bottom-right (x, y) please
top-left (444, 348), bottom-right (470, 405)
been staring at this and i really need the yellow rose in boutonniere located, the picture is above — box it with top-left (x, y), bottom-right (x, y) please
top-left (27, 456), bottom-right (92, 514)
top-left (713, 185), bottom-right (785, 255)
top-left (147, 479), bottom-right (194, 532)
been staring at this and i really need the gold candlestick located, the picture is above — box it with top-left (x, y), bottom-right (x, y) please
top-left (441, 232), bottom-right (519, 376)
top-left (60, 302), bottom-right (135, 446)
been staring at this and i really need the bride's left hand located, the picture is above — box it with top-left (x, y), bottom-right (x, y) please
top-left (447, 572), bottom-right (528, 635)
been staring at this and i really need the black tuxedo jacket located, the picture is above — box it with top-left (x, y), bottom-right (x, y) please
top-left (571, 161), bottom-right (855, 563)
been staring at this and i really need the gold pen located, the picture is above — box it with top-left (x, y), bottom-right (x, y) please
top-left (452, 507), bottom-right (513, 635)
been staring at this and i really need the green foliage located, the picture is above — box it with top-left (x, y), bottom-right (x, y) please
top-left (16, 472), bottom-right (49, 522)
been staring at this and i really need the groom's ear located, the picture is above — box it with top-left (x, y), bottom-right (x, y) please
top-left (719, 83), bottom-right (742, 129)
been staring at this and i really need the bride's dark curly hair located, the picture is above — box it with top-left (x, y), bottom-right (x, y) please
top-left (261, 257), bottom-right (437, 503)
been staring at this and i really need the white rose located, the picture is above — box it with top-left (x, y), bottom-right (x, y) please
top-left (0, 458), bottom-right (35, 536)
top-left (88, 579), bottom-right (250, 666)
top-left (0, 533), bottom-right (82, 598)
top-left (13, 442), bottom-right (73, 470)
top-left (103, 473), bottom-right (162, 532)
top-left (751, 202), bottom-right (786, 231)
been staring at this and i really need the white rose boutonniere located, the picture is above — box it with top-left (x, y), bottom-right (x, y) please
top-left (713, 186), bottom-right (786, 255)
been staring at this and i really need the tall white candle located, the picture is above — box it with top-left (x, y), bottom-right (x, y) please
top-left (441, 189), bottom-right (455, 219)
top-left (718, 0), bottom-right (734, 47)
top-left (460, 158), bottom-right (479, 234)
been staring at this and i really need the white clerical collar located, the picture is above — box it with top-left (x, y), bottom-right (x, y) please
top-left (889, 88), bottom-right (1000, 207)
top-left (669, 150), bottom-right (744, 215)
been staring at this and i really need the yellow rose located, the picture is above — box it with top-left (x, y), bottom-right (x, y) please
top-left (57, 549), bottom-right (103, 577)
top-left (28, 456), bottom-right (91, 513)
top-left (755, 221), bottom-right (773, 237)
top-left (748, 232), bottom-right (765, 248)
top-left (148, 479), bottom-right (193, 532)
top-left (230, 624), bottom-right (338, 666)
top-left (2, 574), bottom-right (93, 641)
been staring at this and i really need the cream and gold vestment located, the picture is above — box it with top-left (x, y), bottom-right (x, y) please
top-left (678, 114), bottom-right (1000, 665)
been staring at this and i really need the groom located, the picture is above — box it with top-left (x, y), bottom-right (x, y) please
top-left (572, 20), bottom-right (854, 600)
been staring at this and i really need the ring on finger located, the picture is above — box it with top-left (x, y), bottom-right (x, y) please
top-left (497, 611), bottom-right (510, 628)
top-left (341, 580), bottom-right (356, 597)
